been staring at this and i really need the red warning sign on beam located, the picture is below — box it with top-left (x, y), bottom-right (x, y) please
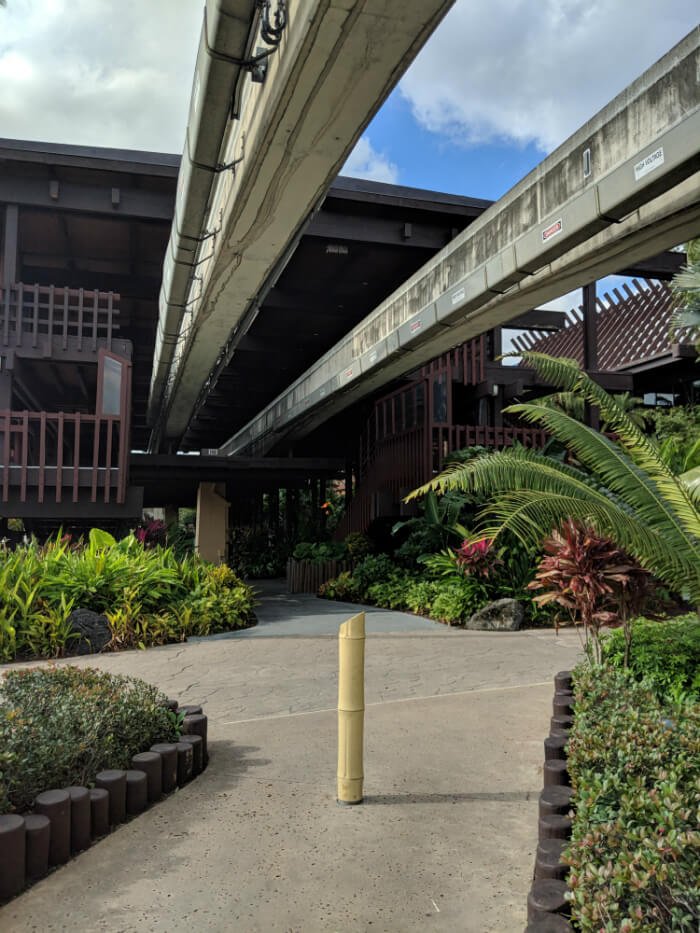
top-left (541, 218), bottom-right (563, 243)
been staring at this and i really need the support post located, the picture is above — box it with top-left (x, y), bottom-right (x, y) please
top-left (344, 460), bottom-right (353, 506)
top-left (582, 282), bottom-right (600, 429)
top-left (1, 205), bottom-right (19, 287)
top-left (582, 282), bottom-right (598, 371)
top-left (0, 371), bottom-right (12, 409)
top-left (194, 482), bottom-right (229, 564)
top-left (337, 612), bottom-right (365, 805)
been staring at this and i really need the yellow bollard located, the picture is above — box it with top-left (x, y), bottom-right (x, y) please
top-left (337, 611), bottom-right (365, 805)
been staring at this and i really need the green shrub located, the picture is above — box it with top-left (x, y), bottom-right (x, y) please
top-left (0, 534), bottom-right (257, 660)
top-left (366, 575), bottom-right (413, 610)
top-left (430, 578), bottom-right (487, 624)
top-left (601, 614), bottom-right (700, 699)
top-left (0, 666), bottom-right (177, 813)
top-left (404, 580), bottom-right (441, 615)
top-left (318, 571), bottom-right (359, 602)
top-left (344, 532), bottom-right (371, 561)
top-left (292, 541), bottom-right (348, 563)
top-left (348, 555), bottom-right (398, 596)
top-left (565, 666), bottom-right (700, 931)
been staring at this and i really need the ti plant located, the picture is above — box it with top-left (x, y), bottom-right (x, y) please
top-left (528, 520), bottom-right (653, 664)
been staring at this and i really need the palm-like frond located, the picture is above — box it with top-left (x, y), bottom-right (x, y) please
top-left (406, 354), bottom-right (700, 603)
top-left (508, 353), bottom-right (700, 539)
top-left (506, 403), bottom-right (700, 550)
top-left (671, 260), bottom-right (700, 314)
top-left (409, 447), bottom-right (698, 597)
top-left (670, 247), bottom-right (700, 347)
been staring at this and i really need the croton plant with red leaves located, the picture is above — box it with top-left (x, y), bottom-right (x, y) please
top-left (528, 519), bottom-right (655, 662)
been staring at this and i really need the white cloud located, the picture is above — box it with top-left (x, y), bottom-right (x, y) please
top-left (342, 136), bottom-right (399, 184)
top-left (0, 0), bottom-right (201, 153)
top-left (1, 0), bottom-right (697, 163)
top-left (399, 0), bottom-right (699, 153)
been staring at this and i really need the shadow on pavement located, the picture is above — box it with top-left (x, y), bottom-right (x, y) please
top-left (362, 790), bottom-right (534, 805)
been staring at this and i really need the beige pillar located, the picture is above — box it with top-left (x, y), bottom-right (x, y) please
top-left (337, 612), bottom-right (365, 805)
top-left (195, 482), bottom-right (229, 564)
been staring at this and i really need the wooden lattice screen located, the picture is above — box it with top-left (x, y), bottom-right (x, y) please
top-left (512, 279), bottom-right (695, 369)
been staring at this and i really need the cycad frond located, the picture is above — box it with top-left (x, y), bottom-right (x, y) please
top-left (505, 402), bottom-right (700, 551)
top-left (474, 490), bottom-right (698, 599)
top-left (406, 446), bottom-right (600, 502)
top-left (510, 353), bottom-right (699, 538)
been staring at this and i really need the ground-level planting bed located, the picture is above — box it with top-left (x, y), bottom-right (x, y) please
top-left (528, 616), bottom-right (700, 932)
top-left (0, 530), bottom-right (256, 662)
top-left (0, 666), bottom-right (208, 900)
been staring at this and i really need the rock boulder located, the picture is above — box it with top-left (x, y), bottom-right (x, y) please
top-left (466, 598), bottom-right (523, 631)
top-left (67, 608), bottom-right (112, 655)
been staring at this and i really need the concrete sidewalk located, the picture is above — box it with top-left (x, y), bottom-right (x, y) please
top-left (193, 579), bottom-right (452, 638)
top-left (1, 591), bottom-right (582, 932)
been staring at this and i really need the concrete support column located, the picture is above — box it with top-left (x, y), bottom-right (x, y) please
top-left (195, 482), bottom-right (229, 565)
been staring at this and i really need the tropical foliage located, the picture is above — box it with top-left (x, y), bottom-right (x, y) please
top-left (670, 237), bottom-right (700, 349)
top-left (0, 666), bottom-right (177, 813)
top-left (564, 666), bottom-right (700, 931)
top-left (647, 404), bottom-right (700, 475)
top-left (318, 541), bottom-right (549, 626)
top-left (0, 530), bottom-right (256, 661)
top-left (407, 352), bottom-right (700, 605)
top-left (601, 613), bottom-right (700, 699)
top-left (529, 520), bottom-right (658, 663)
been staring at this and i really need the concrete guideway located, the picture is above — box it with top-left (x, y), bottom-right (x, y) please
top-left (1, 595), bottom-right (581, 932)
top-left (152, 0), bottom-right (456, 444)
top-left (222, 26), bottom-right (700, 455)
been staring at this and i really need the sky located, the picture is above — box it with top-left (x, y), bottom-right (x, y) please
top-left (1, 1), bottom-right (697, 202)
top-left (0, 0), bottom-right (697, 313)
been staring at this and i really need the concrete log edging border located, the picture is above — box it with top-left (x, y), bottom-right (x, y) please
top-left (524, 670), bottom-right (575, 933)
top-left (0, 705), bottom-right (208, 902)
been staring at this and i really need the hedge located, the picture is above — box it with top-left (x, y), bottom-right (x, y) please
top-left (564, 666), bottom-right (700, 931)
top-left (0, 666), bottom-right (178, 813)
top-left (601, 614), bottom-right (700, 699)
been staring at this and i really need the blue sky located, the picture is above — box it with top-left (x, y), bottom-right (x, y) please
top-left (1, 0), bottom-right (697, 211)
top-left (342, 1), bottom-right (699, 205)
top-left (353, 88), bottom-right (543, 201)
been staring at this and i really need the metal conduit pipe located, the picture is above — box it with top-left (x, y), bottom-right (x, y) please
top-left (147, 0), bottom-right (267, 436)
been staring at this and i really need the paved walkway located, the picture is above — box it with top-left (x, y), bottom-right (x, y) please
top-left (192, 579), bottom-right (449, 638)
top-left (1, 584), bottom-right (582, 932)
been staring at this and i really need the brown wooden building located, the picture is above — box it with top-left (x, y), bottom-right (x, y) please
top-left (0, 138), bottom-right (696, 540)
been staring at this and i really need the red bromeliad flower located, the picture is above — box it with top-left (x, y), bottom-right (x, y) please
top-left (455, 538), bottom-right (502, 578)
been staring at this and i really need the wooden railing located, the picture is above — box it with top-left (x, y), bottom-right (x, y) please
top-left (431, 425), bottom-right (548, 472)
top-left (1, 284), bottom-right (119, 351)
top-left (339, 422), bottom-right (549, 536)
top-left (0, 410), bottom-right (128, 505)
